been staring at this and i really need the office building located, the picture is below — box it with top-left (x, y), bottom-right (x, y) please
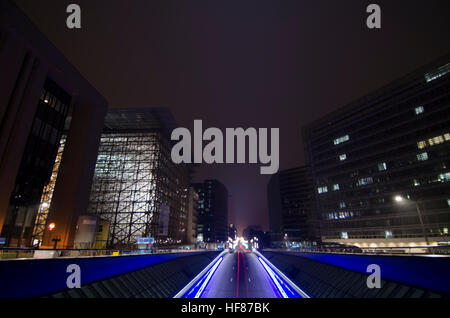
top-left (243, 225), bottom-right (262, 240)
top-left (186, 187), bottom-right (199, 244)
top-left (267, 166), bottom-right (318, 243)
top-left (267, 173), bottom-right (282, 235)
top-left (229, 224), bottom-right (237, 240)
top-left (86, 108), bottom-right (191, 248)
top-left (0, 0), bottom-right (108, 248)
top-left (303, 54), bottom-right (450, 248)
top-left (192, 180), bottom-right (228, 243)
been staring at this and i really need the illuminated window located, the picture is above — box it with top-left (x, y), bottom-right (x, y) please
top-left (333, 184), bottom-right (340, 191)
top-left (417, 152), bottom-right (428, 161)
top-left (339, 202), bottom-right (346, 209)
top-left (429, 136), bottom-right (444, 146)
top-left (414, 106), bottom-right (424, 115)
top-left (385, 230), bottom-right (393, 239)
top-left (378, 162), bottom-right (387, 171)
top-left (334, 135), bottom-right (350, 145)
top-left (417, 133), bottom-right (450, 149)
top-left (339, 154), bottom-right (347, 161)
top-left (439, 173), bottom-right (450, 182)
top-left (357, 177), bottom-right (373, 186)
top-left (341, 232), bottom-right (349, 239)
top-left (444, 228), bottom-right (449, 235)
top-left (417, 141), bottom-right (426, 149)
top-left (425, 62), bottom-right (450, 82)
top-left (447, 199), bottom-right (450, 207)
top-left (318, 186), bottom-right (328, 194)
top-left (413, 179), bottom-right (420, 187)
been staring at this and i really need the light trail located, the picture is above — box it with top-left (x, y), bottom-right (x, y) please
top-left (177, 238), bottom-right (309, 299)
top-left (179, 255), bottom-right (224, 298)
top-left (258, 256), bottom-right (290, 298)
top-left (194, 256), bottom-right (223, 298)
top-left (236, 249), bottom-right (240, 297)
top-left (256, 252), bottom-right (310, 298)
top-left (242, 250), bottom-right (249, 297)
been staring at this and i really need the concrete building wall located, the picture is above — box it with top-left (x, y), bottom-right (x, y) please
top-left (0, 0), bottom-right (108, 248)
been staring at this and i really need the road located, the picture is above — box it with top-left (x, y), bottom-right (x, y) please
top-left (200, 249), bottom-right (281, 298)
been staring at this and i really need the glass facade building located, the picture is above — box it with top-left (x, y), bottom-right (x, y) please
top-left (192, 180), bottom-right (229, 243)
top-left (303, 55), bottom-right (450, 247)
top-left (1, 79), bottom-right (71, 247)
top-left (86, 109), bottom-right (191, 248)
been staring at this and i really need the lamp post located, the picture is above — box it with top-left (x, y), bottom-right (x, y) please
top-left (394, 195), bottom-right (430, 250)
top-left (47, 222), bottom-right (59, 249)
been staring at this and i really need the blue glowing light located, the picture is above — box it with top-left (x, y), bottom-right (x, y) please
top-left (183, 256), bottom-right (223, 298)
top-left (258, 256), bottom-right (301, 298)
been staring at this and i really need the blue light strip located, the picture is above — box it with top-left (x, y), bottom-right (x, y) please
top-left (258, 256), bottom-right (300, 298)
top-left (258, 256), bottom-right (289, 298)
top-left (182, 256), bottom-right (224, 298)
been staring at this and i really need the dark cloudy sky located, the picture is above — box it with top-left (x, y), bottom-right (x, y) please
top-left (14, 0), bottom-right (450, 233)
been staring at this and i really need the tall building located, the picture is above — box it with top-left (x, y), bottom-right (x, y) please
top-left (192, 180), bottom-right (228, 243)
top-left (303, 54), bottom-right (450, 248)
top-left (267, 166), bottom-right (318, 242)
top-left (229, 224), bottom-right (237, 240)
top-left (0, 0), bottom-right (108, 248)
top-left (86, 108), bottom-right (191, 248)
top-left (186, 187), bottom-right (199, 244)
top-left (242, 225), bottom-right (262, 240)
top-left (267, 173), bottom-right (282, 235)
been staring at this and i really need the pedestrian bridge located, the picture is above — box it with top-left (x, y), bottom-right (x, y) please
top-left (0, 248), bottom-right (448, 298)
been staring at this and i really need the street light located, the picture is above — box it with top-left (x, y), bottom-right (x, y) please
top-left (47, 222), bottom-right (60, 249)
top-left (394, 195), bottom-right (430, 249)
top-left (48, 222), bottom-right (56, 231)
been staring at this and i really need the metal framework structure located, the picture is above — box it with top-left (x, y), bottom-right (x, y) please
top-left (31, 137), bottom-right (67, 247)
top-left (86, 109), bottom-right (190, 248)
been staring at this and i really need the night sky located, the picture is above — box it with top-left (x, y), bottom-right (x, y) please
top-left (13, 0), bottom-right (450, 233)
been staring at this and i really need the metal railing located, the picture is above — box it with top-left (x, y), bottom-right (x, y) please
top-left (0, 246), bottom-right (214, 260)
top-left (268, 245), bottom-right (450, 256)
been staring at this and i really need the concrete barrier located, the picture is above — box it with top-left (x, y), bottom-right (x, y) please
top-left (0, 251), bottom-right (219, 297)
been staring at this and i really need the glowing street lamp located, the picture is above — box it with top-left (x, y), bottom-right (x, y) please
top-left (48, 222), bottom-right (56, 231)
top-left (394, 195), bottom-right (430, 248)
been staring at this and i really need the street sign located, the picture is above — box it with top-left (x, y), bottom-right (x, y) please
top-left (136, 237), bottom-right (154, 245)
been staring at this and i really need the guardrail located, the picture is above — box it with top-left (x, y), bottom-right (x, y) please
top-left (0, 247), bottom-right (215, 260)
top-left (174, 251), bottom-right (227, 298)
top-left (276, 245), bottom-right (450, 256)
top-left (263, 249), bottom-right (450, 295)
top-left (253, 250), bottom-right (310, 298)
top-left (0, 250), bottom-right (219, 297)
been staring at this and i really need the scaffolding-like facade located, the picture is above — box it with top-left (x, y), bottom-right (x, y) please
top-left (31, 136), bottom-right (67, 247)
top-left (87, 109), bottom-right (190, 248)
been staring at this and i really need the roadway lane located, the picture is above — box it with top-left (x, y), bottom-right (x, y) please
top-left (201, 249), bottom-right (281, 298)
